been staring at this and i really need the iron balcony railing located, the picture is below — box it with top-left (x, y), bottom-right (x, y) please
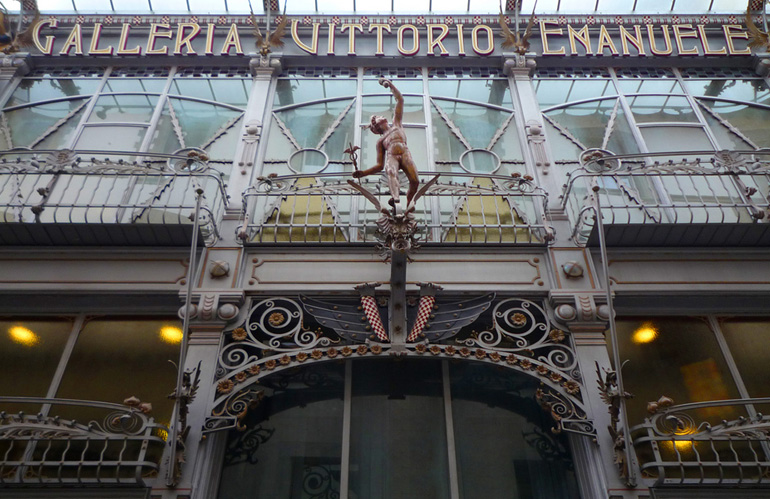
top-left (238, 171), bottom-right (553, 245)
top-left (561, 149), bottom-right (770, 246)
top-left (631, 397), bottom-right (770, 487)
top-left (0, 148), bottom-right (227, 246)
top-left (0, 396), bottom-right (167, 487)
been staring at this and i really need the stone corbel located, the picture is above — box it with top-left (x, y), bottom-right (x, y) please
top-left (238, 120), bottom-right (262, 175)
top-left (0, 53), bottom-right (31, 80)
top-left (502, 52), bottom-right (536, 78)
top-left (548, 290), bottom-right (610, 334)
top-left (250, 53), bottom-right (282, 79)
top-left (753, 52), bottom-right (770, 77)
top-left (180, 290), bottom-right (246, 326)
top-left (525, 120), bottom-right (550, 175)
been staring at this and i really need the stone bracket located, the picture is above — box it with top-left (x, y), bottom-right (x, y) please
top-left (549, 290), bottom-right (610, 333)
top-left (753, 52), bottom-right (770, 77)
top-left (180, 289), bottom-right (246, 325)
top-left (0, 53), bottom-right (31, 80)
top-left (250, 53), bottom-right (282, 79)
top-left (503, 52), bottom-right (536, 78)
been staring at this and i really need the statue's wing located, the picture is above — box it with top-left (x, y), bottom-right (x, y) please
top-left (746, 9), bottom-right (770, 50)
top-left (498, 11), bottom-right (516, 49)
top-left (521, 11), bottom-right (537, 48)
top-left (269, 15), bottom-right (289, 48)
top-left (300, 295), bottom-right (384, 343)
top-left (14, 8), bottom-right (41, 49)
top-left (411, 293), bottom-right (495, 342)
top-left (251, 13), bottom-right (265, 47)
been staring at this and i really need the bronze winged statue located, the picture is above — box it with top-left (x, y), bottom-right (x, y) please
top-left (0, 0), bottom-right (42, 54)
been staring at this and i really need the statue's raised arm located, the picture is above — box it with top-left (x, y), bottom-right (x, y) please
top-left (379, 78), bottom-right (403, 128)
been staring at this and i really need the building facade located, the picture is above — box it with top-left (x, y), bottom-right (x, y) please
top-left (1, 0), bottom-right (770, 498)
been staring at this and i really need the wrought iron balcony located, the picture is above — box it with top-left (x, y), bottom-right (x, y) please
top-left (0, 148), bottom-right (227, 246)
top-left (0, 397), bottom-right (167, 487)
top-left (238, 172), bottom-right (552, 246)
top-left (631, 398), bottom-right (770, 487)
top-left (561, 149), bottom-right (770, 247)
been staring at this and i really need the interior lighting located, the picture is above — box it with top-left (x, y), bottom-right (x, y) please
top-left (632, 322), bottom-right (658, 344)
top-left (160, 325), bottom-right (184, 344)
top-left (8, 325), bottom-right (40, 346)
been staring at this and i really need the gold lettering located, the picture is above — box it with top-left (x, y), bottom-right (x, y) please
top-left (567, 25), bottom-right (592, 55)
top-left (427, 24), bottom-right (450, 56)
top-left (619, 25), bottom-right (645, 55)
top-left (341, 23), bottom-right (363, 55)
top-left (327, 22), bottom-right (336, 55)
top-left (647, 24), bottom-right (673, 56)
top-left (59, 24), bottom-right (83, 56)
top-left (456, 24), bottom-right (466, 56)
top-left (205, 24), bottom-right (215, 55)
top-left (116, 24), bottom-right (142, 55)
top-left (722, 25), bottom-right (751, 55)
top-left (397, 24), bottom-right (419, 55)
top-left (221, 23), bottom-right (243, 55)
top-left (697, 25), bottom-right (726, 55)
top-left (471, 25), bottom-right (494, 55)
top-left (540, 21), bottom-right (566, 55)
top-left (292, 20), bottom-right (320, 54)
top-left (33, 19), bottom-right (57, 55)
top-left (174, 23), bottom-right (201, 55)
top-left (673, 24), bottom-right (699, 55)
top-left (89, 23), bottom-right (112, 55)
top-left (596, 25), bottom-right (618, 55)
top-left (146, 23), bottom-right (172, 55)
top-left (369, 24), bottom-right (390, 56)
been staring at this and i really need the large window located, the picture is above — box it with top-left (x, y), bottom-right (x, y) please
top-left (1, 67), bottom-right (251, 175)
top-left (0, 316), bottom-right (182, 424)
top-left (218, 359), bottom-right (579, 499)
top-left (614, 316), bottom-right (770, 427)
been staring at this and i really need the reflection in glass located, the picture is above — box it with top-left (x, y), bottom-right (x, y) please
top-left (720, 319), bottom-right (770, 398)
top-left (218, 363), bottom-right (345, 498)
top-left (6, 78), bottom-right (100, 107)
top-left (349, 360), bottom-right (450, 499)
top-left (614, 317), bottom-right (742, 426)
top-left (628, 95), bottom-right (696, 123)
top-left (535, 78), bottom-right (615, 108)
top-left (55, 318), bottom-right (180, 422)
top-left (88, 94), bottom-right (159, 123)
top-left (76, 125), bottom-right (146, 151)
top-left (171, 78), bottom-right (251, 107)
top-left (429, 79), bottom-right (511, 107)
top-left (450, 362), bottom-right (579, 499)
top-left (5, 99), bottom-right (89, 147)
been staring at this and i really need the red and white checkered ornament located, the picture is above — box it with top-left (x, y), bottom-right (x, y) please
top-left (407, 295), bottom-right (435, 342)
top-left (360, 295), bottom-right (388, 342)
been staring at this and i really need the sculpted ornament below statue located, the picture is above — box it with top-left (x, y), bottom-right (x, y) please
top-left (345, 78), bottom-right (439, 256)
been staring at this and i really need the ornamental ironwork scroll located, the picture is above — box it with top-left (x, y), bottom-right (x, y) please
top-left (205, 296), bottom-right (594, 437)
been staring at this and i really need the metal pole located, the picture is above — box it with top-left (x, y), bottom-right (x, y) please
top-left (166, 187), bottom-right (204, 487)
top-left (592, 182), bottom-right (637, 487)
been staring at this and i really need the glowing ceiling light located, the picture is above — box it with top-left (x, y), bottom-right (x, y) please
top-left (9, 325), bottom-right (40, 346)
top-left (160, 326), bottom-right (183, 344)
top-left (632, 322), bottom-right (658, 344)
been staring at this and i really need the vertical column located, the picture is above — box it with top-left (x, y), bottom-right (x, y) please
top-left (504, 53), bottom-right (561, 210)
top-left (550, 291), bottom-right (646, 498)
top-left (224, 55), bottom-right (282, 215)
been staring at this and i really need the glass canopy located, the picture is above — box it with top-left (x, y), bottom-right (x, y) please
top-left (30, 0), bottom-right (753, 15)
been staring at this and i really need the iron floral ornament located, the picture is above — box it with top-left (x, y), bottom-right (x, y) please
top-left (204, 295), bottom-right (594, 438)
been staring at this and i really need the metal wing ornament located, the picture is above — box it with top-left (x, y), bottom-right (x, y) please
top-left (251, 7), bottom-right (289, 56)
top-left (407, 288), bottom-right (495, 343)
top-left (300, 285), bottom-right (389, 343)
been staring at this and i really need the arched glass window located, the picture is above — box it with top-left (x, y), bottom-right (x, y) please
top-left (218, 359), bottom-right (579, 499)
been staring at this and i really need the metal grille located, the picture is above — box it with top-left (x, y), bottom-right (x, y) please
top-left (110, 67), bottom-right (171, 77)
top-left (240, 172), bottom-right (551, 245)
top-left (281, 67), bottom-right (357, 78)
top-left (0, 149), bottom-right (227, 246)
top-left (679, 67), bottom-right (762, 79)
top-left (631, 398), bottom-right (770, 486)
top-left (561, 150), bottom-right (770, 246)
top-left (0, 397), bottom-right (166, 486)
top-left (28, 67), bottom-right (105, 78)
top-left (176, 66), bottom-right (253, 77)
top-left (429, 67), bottom-right (507, 78)
top-left (615, 68), bottom-right (675, 78)
top-left (534, 68), bottom-right (609, 78)
top-left (365, 67), bottom-right (422, 78)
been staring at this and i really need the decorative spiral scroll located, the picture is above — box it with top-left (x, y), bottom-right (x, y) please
top-left (462, 298), bottom-right (577, 374)
top-left (536, 386), bottom-right (592, 436)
